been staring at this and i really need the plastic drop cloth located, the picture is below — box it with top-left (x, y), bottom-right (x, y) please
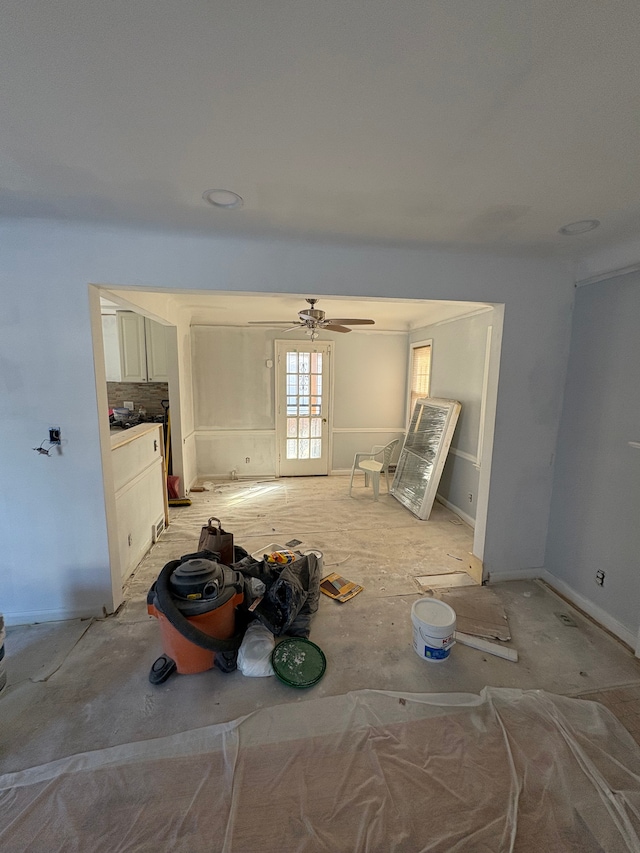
top-left (2, 687), bottom-right (640, 852)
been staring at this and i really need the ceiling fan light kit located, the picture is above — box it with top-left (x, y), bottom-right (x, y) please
top-left (249, 298), bottom-right (375, 340)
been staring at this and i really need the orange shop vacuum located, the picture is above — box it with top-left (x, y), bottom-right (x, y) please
top-left (147, 553), bottom-right (244, 684)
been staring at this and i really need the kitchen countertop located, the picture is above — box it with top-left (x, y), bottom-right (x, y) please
top-left (110, 421), bottom-right (163, 450)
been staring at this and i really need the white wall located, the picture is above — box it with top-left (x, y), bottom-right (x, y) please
top-left (545, 272), bottom-right (640, 645)
top-left (191, 326), bottom-right (407, 477)
top-left (410, 309), bottom-right (496, 522)
top-left (193, 327), bottom-right (275, 431)
top-left (330, 330), bottom-right (407, 470)
top-left (192, 325), bottom-right (276, 478)
top-left (0, 219), bottom-right (573, 624)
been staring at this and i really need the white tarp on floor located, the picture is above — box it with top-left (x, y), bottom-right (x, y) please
top-left (2, 687), bottom-right (640, 852)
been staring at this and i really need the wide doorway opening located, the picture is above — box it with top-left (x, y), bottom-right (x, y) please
top-left (90, 289), bottom-right (503, 607)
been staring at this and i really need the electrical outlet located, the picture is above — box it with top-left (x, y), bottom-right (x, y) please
top-left (245, 457), bottom-right (250, 463)
top-left (595, 570), bottom-right (605, 586)
top-left (468, 492), bottom-right (473, 502)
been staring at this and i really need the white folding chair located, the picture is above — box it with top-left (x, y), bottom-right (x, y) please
top-left (348, 438), bottom-right (400, 501)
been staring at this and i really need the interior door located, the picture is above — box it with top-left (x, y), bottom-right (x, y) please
top-left (276, 341), bottom-right (332, 476)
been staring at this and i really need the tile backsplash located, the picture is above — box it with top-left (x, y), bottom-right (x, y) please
top-left (107, 382), bottom-right (169, 416)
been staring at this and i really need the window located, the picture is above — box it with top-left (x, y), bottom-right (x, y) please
top-left (285, 350), bottom-right (324, 459)
top-left (408, 342), bottom-right (432, 422)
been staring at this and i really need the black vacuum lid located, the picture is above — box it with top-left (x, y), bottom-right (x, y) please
top-left (169, 558), bottom-right (225, 601)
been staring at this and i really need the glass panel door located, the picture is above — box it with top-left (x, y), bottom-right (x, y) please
top-left (276, 341), bottom-right (332, 476)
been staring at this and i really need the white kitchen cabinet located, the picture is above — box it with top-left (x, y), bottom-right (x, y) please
top-left (111, 423), bottom-right (169, 581)
top-left (117, 312), bottom-right (147, 382)
top-left (145, 317), bottom-right (169, 381)
top-left (101, 313), bottom-right (122, 381)
top-left (116, 311), bottom-right (169, 382)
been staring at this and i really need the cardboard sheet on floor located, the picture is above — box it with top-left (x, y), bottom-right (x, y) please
top-left (3, 688), bottom-right (640, 852)
top-left (438, 586), bottom-right (511, 640)
top-left (320, 572), bottom-right (363, 603)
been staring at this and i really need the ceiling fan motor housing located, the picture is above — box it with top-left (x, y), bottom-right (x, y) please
top-left (247, 297), bottom-right (374, 334)
top-left (300, 308), bottom-right (325, 323)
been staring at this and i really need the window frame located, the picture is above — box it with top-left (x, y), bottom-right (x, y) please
top-left (406, 339), bottom-right (432, 428)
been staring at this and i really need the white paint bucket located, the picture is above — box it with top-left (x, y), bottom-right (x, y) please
top-left (411, 598), bottom-right (456, 663)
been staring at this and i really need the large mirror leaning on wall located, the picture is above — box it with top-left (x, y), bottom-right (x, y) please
top-left (390, 398), bottom-right (461, 520)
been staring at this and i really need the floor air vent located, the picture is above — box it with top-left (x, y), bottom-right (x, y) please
top-left (152, 517), bottom-right (165, 544)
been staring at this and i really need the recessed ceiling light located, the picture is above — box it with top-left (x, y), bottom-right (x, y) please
top-left (202, 189), bottom-right (243, 209)
top-left (558, 219), bottom-right (600, 236)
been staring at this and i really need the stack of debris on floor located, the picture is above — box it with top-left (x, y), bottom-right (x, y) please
top-left (145, 515), bottom-right (324, 686)
top-left (438, 585), bottom-right (519, 662)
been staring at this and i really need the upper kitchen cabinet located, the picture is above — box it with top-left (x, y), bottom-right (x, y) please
top-left (104, 311), bottom-right (169, 383)
top-left (144, 316), bottom-right (169, 381)
top-left (102, 312), bottom-right (122, 381)
top-left (118, 312), bottom-right (147, 382)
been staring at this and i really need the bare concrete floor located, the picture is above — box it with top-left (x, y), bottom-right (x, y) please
top-left (3, 476), bottom-right (640, 775)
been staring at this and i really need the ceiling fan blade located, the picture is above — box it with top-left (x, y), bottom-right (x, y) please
top-left (323, 324), bottom-right (352, 333)
top-left (324, 318), bottom-right (375, 325)
top-left (248, 320), bottom-right (299, 325)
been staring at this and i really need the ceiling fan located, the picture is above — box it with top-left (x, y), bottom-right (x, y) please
top-left (249, 298), bottom-right (375, 340)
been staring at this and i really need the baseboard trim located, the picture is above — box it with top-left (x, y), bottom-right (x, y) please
top-left (4, 608), bottom-right (105, 627)
top-left (194, 429), bottom-right (276, 437)
top-left (196, 473), bottom-right (278, 482)
top-left (435, 495), bottom-right (475, 529)
top-left (486, 568), bottom-right (637, 649)
top-left (487, 568), bottom-right (544, 582)
top-left (540, 571), bottom-right (636, 649)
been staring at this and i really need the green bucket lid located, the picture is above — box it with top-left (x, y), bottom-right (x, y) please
top-left (271, 637), bottom-right (326, 688)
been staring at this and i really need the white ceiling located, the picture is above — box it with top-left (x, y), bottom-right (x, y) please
top-left (101, 291), bottom-right (490, 331)
top-left (3, 1), bottom-right (640, 257)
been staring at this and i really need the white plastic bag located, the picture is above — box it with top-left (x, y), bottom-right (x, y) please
top-left (237, 622), bottom-right (275, 677)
